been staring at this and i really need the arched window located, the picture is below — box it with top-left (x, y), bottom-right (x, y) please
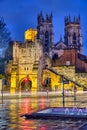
top-left (73, 32), bottom-right (76, 45)
top-left (45, 31), bottom-right (49, 43)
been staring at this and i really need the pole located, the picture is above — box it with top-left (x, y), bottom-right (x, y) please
top-left (2, 83), bottom-right (3, 105)
top-left (74, 86), bottom-right (76, 102)
top-left (47, 89), bottom-right (48, 99)
top-left (74, 91), bottom-right (76, 100)
top-left (62, 81), bottom-right (65, 107)
top-left (19, 82), bottom-right (21, 97)
top-left (0, 79), bottom-right (3, 105)
top-left (62, 76), bottom-right (65, 107)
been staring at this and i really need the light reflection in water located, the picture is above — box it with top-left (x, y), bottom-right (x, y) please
top-left (8, 98), bottom-right (48, 130)
top-left (40, 124), bottom-right (47, 130)
top-left (40, 97), bottom-right (47, 109)
top-left (21, 98), bottom-right (32, 113)
top-left (0, 97), bottom-right (86, 130)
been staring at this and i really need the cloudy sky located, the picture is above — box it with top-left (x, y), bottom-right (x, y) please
top-left (0, 0), bottom-right (87, 55)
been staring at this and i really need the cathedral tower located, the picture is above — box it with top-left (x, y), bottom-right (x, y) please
top-left (37, 11), bottom-right (54, 55)
top-left (64, 15), bottom-right (83, 53)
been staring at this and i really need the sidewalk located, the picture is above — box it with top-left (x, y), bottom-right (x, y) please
top-left (0, 91), bottom-right (62, 99)
top-left (0, 91), bottom-right (85, 99)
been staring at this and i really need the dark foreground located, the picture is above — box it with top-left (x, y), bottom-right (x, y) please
top-left (22, 107), bottom-right (87, 120)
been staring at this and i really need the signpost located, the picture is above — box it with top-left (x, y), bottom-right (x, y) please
top-left (62, 76), bottom-right (69, 107)
top-left (74, 86), bottom-right (77, 101)
top-left (73, 78), bottom-right (77, 103)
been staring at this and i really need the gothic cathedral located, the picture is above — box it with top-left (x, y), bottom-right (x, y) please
top-left (5, 12), bottom-right (87, 93)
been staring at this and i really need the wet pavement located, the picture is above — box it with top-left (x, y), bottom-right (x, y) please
top-left (0, 93), bottom-right (87, 130)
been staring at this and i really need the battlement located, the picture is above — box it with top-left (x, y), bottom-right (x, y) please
top-left (64, 15), bottom-right (80, 25)
top-left (37, 11), bottom-right (53, 24)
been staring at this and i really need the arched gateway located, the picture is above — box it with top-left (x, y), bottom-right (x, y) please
top-left (20, 77), bottom-right (32, 92)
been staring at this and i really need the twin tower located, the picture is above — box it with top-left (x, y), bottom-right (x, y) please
top-left (37, 12), bottom-right (83, 55)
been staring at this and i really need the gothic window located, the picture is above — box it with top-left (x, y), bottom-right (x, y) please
top-left (52, 53), bottom-right (58, 61)
top-left (73, 32), bottom-right (76, 45)
top-left (45, 31), bottom-right (49, 43)
top-left (65, 32), bottom-right (68, 45)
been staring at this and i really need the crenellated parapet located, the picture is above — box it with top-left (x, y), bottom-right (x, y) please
top-left (64, 15), bottom-right (83, 54)
top-left (64, 15), bottom-right (80, 25)
top-left (37, 11), bottom-right (53, 24)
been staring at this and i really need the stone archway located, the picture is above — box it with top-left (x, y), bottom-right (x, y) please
top-left (41, 77), bottom-right (52, 91)
top-left (20, 77), bottom-right (32, 92)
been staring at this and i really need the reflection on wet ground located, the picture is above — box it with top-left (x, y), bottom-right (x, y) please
top-left (0, 96), bottom-right (87, 130)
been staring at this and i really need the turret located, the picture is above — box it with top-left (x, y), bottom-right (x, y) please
top-left (64, 15), bottom-right (83, 54)
top-left (49, 12), bottom-right (53, 22)
top-left (37, 11), bottom-right (54, 54)
top-left (37, 11), bottom-right (44, 24)
top-left (65, 15), bottom-right (81, 25)
top-left (46, 13), bottom-right (49, 22)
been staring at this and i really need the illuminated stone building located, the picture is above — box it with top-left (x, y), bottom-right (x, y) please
top-left (42, 16), bottom-right (87, 91)
top-left (53, 16), bottom-right (83, 57)
top-left (64, 16), bottom-right (83, 53)
top-left (24, 28), bottom-right (37, 42)
top-left (37, 12), bottom-right (54, 56)
top-left (5, 38), bottom-right (43, 93)
top-left (51, 49), bottom-right (87, 90)
top-left (5, 13), bottom-right (87, 93)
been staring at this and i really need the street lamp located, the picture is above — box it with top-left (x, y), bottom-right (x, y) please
top-left (0, 78), bottom-right (4, 105)
top-left (62, 75), bottom-right (65, 107)
top-left (73, 78), bottom-right (77, 103)
top-left (74, 86), bottom-right (77, 101)
top-left (46, 77), bottom-right (49, 99)
top-left (62, 75), bottom-right (69, 107)
top-left (45, 77), bottom-right (51, 99)
top-left (19, 81), bottom-right (21, 97)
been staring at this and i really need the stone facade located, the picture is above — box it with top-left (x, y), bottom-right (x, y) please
top-left (53, 37), bottom-right (67, 57)
top-left (5, 13), bottom-right (87, 93)
top-left (37, 12), bottom-right (54, 55)
top-left (5, 39), bottom-right (43, 93)
top-left (52, 16), bottom-right (83, 58)
top-left (64, 16), bottom-right (83, 53)
top-left (51, 49), bottom-right (87, 89)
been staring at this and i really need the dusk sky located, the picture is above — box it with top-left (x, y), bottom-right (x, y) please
top-left (0, 0), bottom-right (87, 55)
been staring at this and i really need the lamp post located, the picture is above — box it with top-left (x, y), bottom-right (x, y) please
top-left (62, 75), bottom-right (69, 107)
top-left (0, 79), bottom-right (4, 105)
top-left (19, 81), bottom-right (21, 97)
top-left (74, 86), bottom-right (77, 102)
top-left (2, 82), bottom-right (3, 105)
top-left (62, 75), bottom-right (65, 107)
top-left (46, 77), bottom-right (51, 99)
top-left (73, 78), bottom-right (77, 103)
top-left (46, 77), bottom-right (49, 99)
